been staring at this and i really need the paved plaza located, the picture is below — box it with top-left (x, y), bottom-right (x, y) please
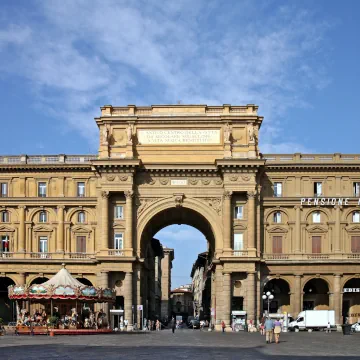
top-left (0, 329), bottom-right (359, 359)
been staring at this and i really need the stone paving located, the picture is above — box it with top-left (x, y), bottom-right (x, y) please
top-left (0, 329), bottom-right (359, 359)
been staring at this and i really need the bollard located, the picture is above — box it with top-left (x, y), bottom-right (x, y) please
top-left (49, 330), bottom-right (55, 337)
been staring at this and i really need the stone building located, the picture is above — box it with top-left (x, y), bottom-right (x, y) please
top-left (161, 247), bottom-right (174, 321)
top-left (170, 284), bottom-right (194, 320)
top-left (1, 103), bottom-right (360, 328)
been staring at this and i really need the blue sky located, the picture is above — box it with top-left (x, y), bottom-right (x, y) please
top-left (1, 0), bottom-right (359, 287)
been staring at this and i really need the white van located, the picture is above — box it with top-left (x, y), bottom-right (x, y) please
top-left (288, 310), bottom-right (335, 331)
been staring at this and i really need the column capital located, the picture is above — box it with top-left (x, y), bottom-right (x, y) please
top-left (247, 190), bottom-right (256, 199)
top-left (223, 190), bottom-right (232, 200)
top-left (222, 271), bottom-right (232, 276)
top-left (57, 205), bottom-right (65, 210)
top-left (294, 274), bottom-right (303, 278)
top-left (101, 190), bottom-right (110, 199)
top-left (294, 205), bottom-right (302, 210)
top-left (18, 205), bottom-right (26, 210)
top-left (125, 190), bottom-right (134, 199)
top-left (334, 273), bottom-right (343, 278)
top-left (334, 205), bottom-right (342, 210)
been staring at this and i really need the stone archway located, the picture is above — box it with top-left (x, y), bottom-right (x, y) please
top-left (342, 278), bottom-right (360, 324)
top-left (0, 277), bottom-right (15, 323)
top-left (303, 278), bottom-right (329, 311)
top-left (263, 278), bottom-right (290, 314)
top-left (137, 201), bottom-right (218, 323)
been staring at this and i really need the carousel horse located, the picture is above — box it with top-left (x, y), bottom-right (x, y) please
top-left (96, 310), bottom-right (108, 329)
top-left (89, 311), bottom-right (95, 328)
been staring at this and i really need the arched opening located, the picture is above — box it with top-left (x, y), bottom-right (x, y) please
top-left (263, 279), bottom-right (290, 314)
top-left (0, 277), bottom-right (15, 323)
top-left (303, 278), bottom-right (329, 310)
top-left (77, 278), bottom-right (93, 286)
top-left (342, 278), bottom-right (360, 324)
top-left (30, 277), bottom-right (49, 285)
top-left (140, 207), bottom-right (215, 324)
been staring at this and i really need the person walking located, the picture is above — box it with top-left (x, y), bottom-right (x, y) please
top-left (221, 320), bottom-right (226, 333)
top-left (156, 319), bottom-right (160, 331)
top-left (326, 321), bottom-right (331, 333)
top-left (171, 317), bottom-right (176, 334)
top-left (264, 317), bottom-right (274, 344)
top-left (274, 318), bottom-right (282, 344)
top-left (260, 317), bottom-right (265, 335)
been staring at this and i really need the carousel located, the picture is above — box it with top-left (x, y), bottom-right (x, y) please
top-left (8, 264), bottom-right (115, 335)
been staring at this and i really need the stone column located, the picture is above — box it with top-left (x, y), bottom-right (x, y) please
top-left (133, 264), bottom-right (142, 328)
top-left (223, 191), bottom-right (232, 250)
top-left (215, 265), bottom-right (223, 327)
top-left (333, 274), bottom-right (342, 325)
top-left (294, 275), bottom-right (302, 316)
top-left (334, 206), bottom-right (341, 253)
top-left (295, 206), bottom-right (301, 253)
top-left (247, 272), bottom-right (256, 322)
top-left (18, 206), bottom-right (26, 252)
top-left (18, 273), bottom-right (26, 286)
top-left (222, 272), bottom-right (231, 328)
top-left (101, 191), bottom-right (109, 250)
top-left (247, 191), bottom-right (256, 250)
top-left (124, 272), bottom-right (133, 329)
top-left (125, 190), bottom-right (134, 253)
top-left (97, 271), bottom-right (109, 318)
top-left (57, 205), bottom-right (65, 253)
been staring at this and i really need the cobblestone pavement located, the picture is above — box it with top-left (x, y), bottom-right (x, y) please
top-left (0, 329), bottom-right (359, 359)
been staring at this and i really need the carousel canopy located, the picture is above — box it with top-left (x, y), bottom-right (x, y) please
top-left (8, 264), bottom-right (115, 303)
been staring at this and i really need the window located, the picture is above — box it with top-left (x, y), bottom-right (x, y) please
top-left (77, 182), bottom-right (85, 197)
top-left (78, 211), bottom-right (85, 223)
top-left (353, 211), bottom-right (360, 223)
top-left (39, 211), bottom-right (47, 223)
top-left (234, 206), bottom-right (243, 219)
top-left (115, 205), bottom-right (124, 219)
top-left (273, 211), bottom-right (281, 223)
top-left (114, 233), bottom-right (124, 250)
top-left (273, 236), bottom-right (282, 254)
top-left (1, 211), bottom-right (9, 222)
top-left (39, 236), bottom-right (48, 255)
top-left (354, 182), bottom-right (360, 197)
top-left (233, 233), bottom-right (243, 255)
top-left (274, 182), bottom-right (282, 197)
top-left (38, 182), bottom-right (47, 197)
top-left (351, 236), bottom-right (360, 253)
top-left (312, 211), bottom-right (321, 223)
top-left (312, 236), bottom-right (321, 253)
top-left (314, 182), bottom-right (322, 197)
top-left (76, 236), bottom-right (86, 253)
top-left (0, 183), bottom-right (8, 197)
top-left (1, 235), bottom-right (9, 252)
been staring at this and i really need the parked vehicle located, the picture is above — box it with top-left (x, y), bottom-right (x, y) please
top-left (351, 322), bottom-right (360, 332)
top-left (288, 310), bottom-right (335, 331)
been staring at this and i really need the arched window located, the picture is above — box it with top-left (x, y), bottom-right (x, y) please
top-left (273, 211), bottom-right (281, 223)
top-left (352, 211), bottom-right (360, 223)
top-left (312, 211), bottom-right (321, 223)
top-left (39, 211), bottom-right (47, 223)
top-left (78, 211), bottom-right (85, 223)
top-left (1, 211), bottom-right (9, 223)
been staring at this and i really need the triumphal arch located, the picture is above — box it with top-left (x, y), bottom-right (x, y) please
top-left (95, 104), bottom-right (263, 329)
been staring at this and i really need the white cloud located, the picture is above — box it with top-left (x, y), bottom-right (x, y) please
top-left (0, 0), bottom-right (332, 152)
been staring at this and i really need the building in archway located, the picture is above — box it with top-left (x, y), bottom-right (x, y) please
top-left (170, 284), bottom-right (193, 320)
top-left (1, 103), bottom-right (360, 328)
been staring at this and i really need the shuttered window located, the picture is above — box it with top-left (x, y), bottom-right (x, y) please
top-left (272, 236), bottom-right (282, 253)
top-left (351, 236), bottom-right (360, 253)
top-left (312, 236), bottom-right (321, 253)
top-left (76, 236), bottom-right (87, 253)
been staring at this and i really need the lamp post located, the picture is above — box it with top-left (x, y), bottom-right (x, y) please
top-left (262, 291), bottom-right (274, 314)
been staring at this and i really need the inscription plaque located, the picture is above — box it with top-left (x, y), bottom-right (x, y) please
top-left (171, 179), bottom-right (188, 186)
top-left (137, 129), bottom-right (220, 144)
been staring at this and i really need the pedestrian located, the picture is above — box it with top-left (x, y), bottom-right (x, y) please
top-left (326, 321), bottom-right (331, 333)
top-left (274, 318), bottom-right (281, 344)
top-left (124, 318), bottom-right (128, 331)
top-left (260, 317), bottom-right (265, 335)
top-left (171, 317), bottom-right (176, 334)
top-left (221, 320), bottom-right (226, 333)
top-left (156, 319), bottom-right (160, 331)
top-left (264, 316), bottom-right (274, 344)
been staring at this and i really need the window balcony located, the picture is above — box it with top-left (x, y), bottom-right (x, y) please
top-left (263, 253), bottom-right (360, 261)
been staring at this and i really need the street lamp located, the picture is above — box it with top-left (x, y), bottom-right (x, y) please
top-left (262, 291), bottom-right (274, 314)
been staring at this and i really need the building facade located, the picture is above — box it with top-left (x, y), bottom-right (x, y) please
top-left (1, 104), bottom-right (360, 328)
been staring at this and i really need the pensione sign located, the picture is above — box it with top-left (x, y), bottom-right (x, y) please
top-left (343, 288), bottom-right (360, 293)
top-left (300, 198), bottom-right (360, 206)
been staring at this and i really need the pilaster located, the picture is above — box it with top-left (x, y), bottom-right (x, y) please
top-left (223, 191), bottom-right (232, 250)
